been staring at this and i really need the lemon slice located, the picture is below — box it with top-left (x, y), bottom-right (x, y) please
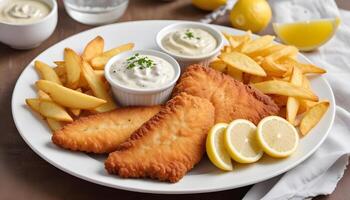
top-left (206, 123), bottom-right (233, 171)
top-left (257, 116), bottom-right (299, 158)
top-left (273, 18), bottom-right (340, 51)
top-left (224, 119), bottom-right (263, 163)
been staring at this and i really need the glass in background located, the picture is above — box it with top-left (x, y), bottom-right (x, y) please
top-left (63, 0), bottom-right (129, 25)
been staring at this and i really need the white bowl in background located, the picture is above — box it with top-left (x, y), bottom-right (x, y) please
top-left (63, 0), bottom-right (129, 25)
top-left (104, 49), bottom-right (181, 106)
top-left (156, 22), bottom-right (224, 69)
top-left (0, 0), bottom-right (58, 50)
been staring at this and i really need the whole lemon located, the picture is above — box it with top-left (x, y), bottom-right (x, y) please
top-left (230, 0), bottom-right (272, 33)
top-left (192, 0), bottom-right (227, 11)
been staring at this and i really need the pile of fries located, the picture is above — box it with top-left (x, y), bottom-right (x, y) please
top-left (210, 31), bottom-right (329, 135)
top-left (25, 36), bottom-right (134, 132)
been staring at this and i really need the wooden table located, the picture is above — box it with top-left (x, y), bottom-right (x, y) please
top-left (1, 0), bottom-right (349, 199)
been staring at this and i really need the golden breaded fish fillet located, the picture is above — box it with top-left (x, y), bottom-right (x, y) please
top-left (173, 65), bottom-right (279, 124)
top-left (105, 93), bottom-right (215, 182)
top-left (52, 106), bottom-right (161, 153)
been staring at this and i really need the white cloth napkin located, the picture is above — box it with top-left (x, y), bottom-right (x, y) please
top-left (243, 6), bottom-right (350, 200)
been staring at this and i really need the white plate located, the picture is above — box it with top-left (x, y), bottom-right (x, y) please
top-left (11, 20), bottom-right (336, 194)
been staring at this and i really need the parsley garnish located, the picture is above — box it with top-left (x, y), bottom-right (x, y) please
top-left (184, 29), bottom-right (201, 40)
top-left (126, 53), bottom-right (155, 70)
top-left (185, 31), bottom-right (194, 39)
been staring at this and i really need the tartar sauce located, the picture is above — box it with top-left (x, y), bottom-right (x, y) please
top-left (162, 28), bottom-right (217, 57)
top-left (0, 0), bottom-right (51, 24)
top-left (110, 53), bottom-right (175, 90)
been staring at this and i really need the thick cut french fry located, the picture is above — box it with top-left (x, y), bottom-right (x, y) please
top-left (261, 58), bottom-right (288, 76)
top-left (94, 70), bottom-right (105, 80)
top-left (25, 98), bottom-right (41, 113)
top-left (223, 31), bottom-right (251, 49)
top-left (253, 56), bottom-right (264, 65)
top-left (286, 67), bottom-right (303, 124)
top-left (223, 32), bottom-right (240, 48)
top-left (222, 32), bottom-right (232, 41)
top-left (90, 43), bottom-right (134, 69)
top-left (272, 76), bottom-right (290, 82)
top-left (252, 80), bottom-right (318, 101)
top-left (298, 100), bottom-right (318, 114)
top-left (36, 80), bottom-right (106, 109)
top-left (297, 75), bottom-right (317, 114)
top-left (302, 75), bottom-right (312, 89)
top-left (299, 101), bottom-right (330, 135)
top-left (221, 45), bottom-right (232, 53)
top-left (241, 35), bottom-right (275, 54)
top-left (77, 73), bottom-right (90, 90)
top-left (39, 99), bottom-right (73, 122)
top-left (282, 63), bottom-right (294, 77)
top-left (82, 36), bottom-right (104, 61)
top-left (209, 59), bottom-right (227, 72)
top-left (249, 44), bottom-right (284, 58)
top-left (235, 37), bottom-right (252, 52)
top-left (227, 65), bottom-right (243, 81)
top-left (249, 75), bottom-right (265, 83)
top-left (54, 61), bottom-right (65, 66)
top-left (227, 37), bottom-right (241, 49)
top-left (261, 47), bottom-right (298, 75)
top-left (70, 107), bottom-right (81, 116)
top-left (81, 61), bottom-right (117, 112)
top-left (37, 90), bottom-right (51, 100)
top-left (34, 61), bottom-right (62, 84)
top-left (64, 48), bottom-right (82, 89)
top-left (298, 62), bottom-right (327, 74)
top-left (53, 64), bottom-right (67, 85)
top-left (46, 118), bottom-right (64, 132)
top-left (69, 88), bottom-right (82, 116)
top-left (84, 89), bottom-right (94, 96)
top-left (53, 65), bottom-right (65, 77)
top-left (220, 52), bottom-right (266, 77)
top-left (281, 57), bottom-right (326, 74)
top-left (265, 46), bottom-right (298, 61)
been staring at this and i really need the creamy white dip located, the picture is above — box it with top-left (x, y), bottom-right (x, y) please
top-left (110, 53), bottom-right (175, 90)
top-left (0, 0), bottom-right (51, 24)
top-left (162, 28), bottom-right (217, 57)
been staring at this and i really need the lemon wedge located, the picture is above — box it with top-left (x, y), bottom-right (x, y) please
top-left (206, 123), bottom-right (233, 171)
top-left (257, 116), bottom-right (299, 158)
top-left (273, 18), bottom-right (340, 51)
top-left (224, 119), bottom-right (263, 163)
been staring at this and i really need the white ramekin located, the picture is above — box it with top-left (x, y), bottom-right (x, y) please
top-left (0, 0), bottom-right (58, 49)
top-left (156, 22), bottom-right (224, 70)
top-left (104, 49), bottom-right (181, 106)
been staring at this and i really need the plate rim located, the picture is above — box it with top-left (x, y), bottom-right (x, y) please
top-left (11, 20), bottom-right (336, 194)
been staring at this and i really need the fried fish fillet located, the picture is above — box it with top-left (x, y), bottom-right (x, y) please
top-left (105, 93), bottom-right (215, 182)
top-left (173, 65), bottom-right (279, 124)
top-left (52, 106), bottom-right (161, 153)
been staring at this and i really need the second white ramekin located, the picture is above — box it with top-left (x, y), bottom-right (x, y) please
top-left (104, 49), bottom-right (181, 106)
top-left (156, 22), bottom-right (224, 70)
